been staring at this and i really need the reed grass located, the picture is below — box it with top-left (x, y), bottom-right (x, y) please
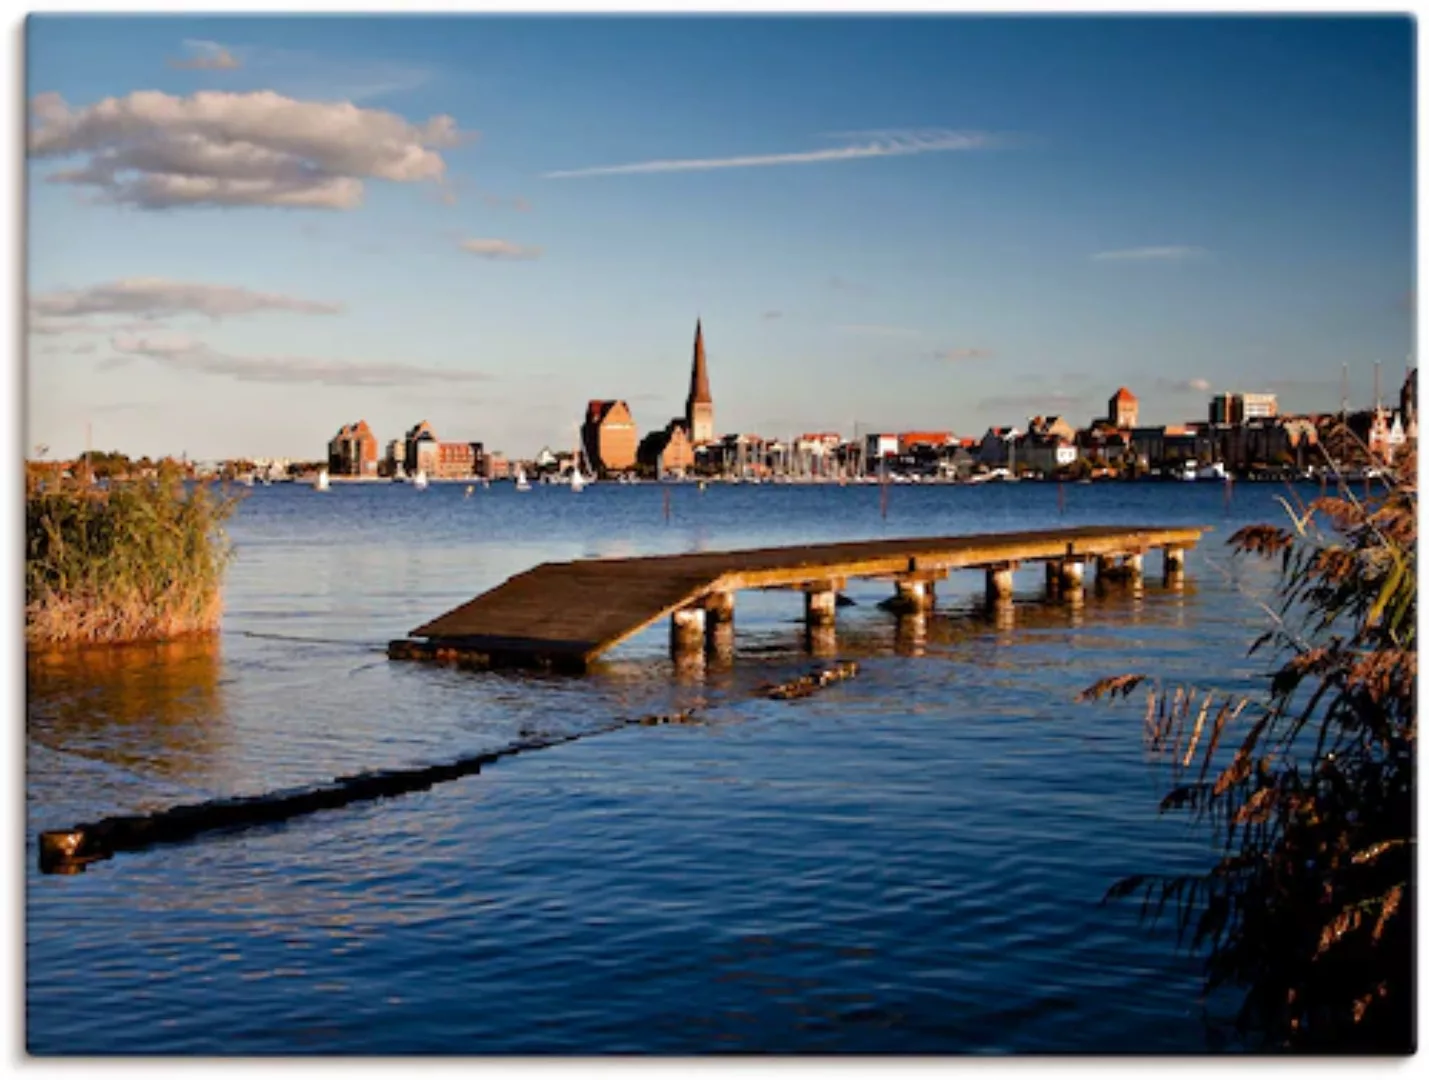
top-left (26, 475), bottom-right (240, 647)
top-left (1082, 430), bottom-right (1415, 1051)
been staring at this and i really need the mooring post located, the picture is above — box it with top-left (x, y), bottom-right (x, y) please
top-left (985, 565), bottom-right (1015, 605)
top-left (670, 605), bottom-right (706, 660)
top-left (1123, 552), bottom-right (1144, 584)
top-left (1059, 559), bottom-right (1085, 592)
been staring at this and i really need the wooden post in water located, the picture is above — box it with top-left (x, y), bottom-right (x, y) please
top-left (894, 578), bottom-right (929, 613)
top-left (1162, 545), bottom-right (1186, 589)
top-left (1123, 552), bottom-right (1144, 584)
top-left (704, 590), bottom-right (735, 658)
top-left (1059, 559), bottom-right (1085, 593)
top-left (985, 565), bottom-right (1015, 604)
top-left (1044, 560), bottom-right (1062, 599)
top-left (669, 605), bottom-right (705, 659)
top-left (805, 586), bottom-right (838, 627)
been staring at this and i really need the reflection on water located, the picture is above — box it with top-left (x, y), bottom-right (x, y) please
top-left (28, 482), bottom-right (1292, 1054)
top-left (28, 637), bottom-right (230, 796)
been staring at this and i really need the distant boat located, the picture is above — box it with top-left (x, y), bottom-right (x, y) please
top-left (315, 469), bottom-right (330, 492)
top-left (1197, 462), bottom-right (1228, 481)
top-left (515, 466), bottom-right (531, 492)
top-left (413, 470), bottom-right (429, 491)
top-left (465, 484), bottom-right (475, 497)
top-left (570, 468), bottom-right (585, 493)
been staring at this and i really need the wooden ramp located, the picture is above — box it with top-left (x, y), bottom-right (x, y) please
top-left (396, 524), bottom-right (1208, 671)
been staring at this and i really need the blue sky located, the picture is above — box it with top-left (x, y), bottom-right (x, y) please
top-left (26, 15), bottom-right (1414, 461)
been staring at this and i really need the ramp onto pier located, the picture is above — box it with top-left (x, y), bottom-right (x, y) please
top-left (404, 525), bottom-right (1208, 669)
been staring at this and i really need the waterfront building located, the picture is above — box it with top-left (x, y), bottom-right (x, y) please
top-left (638, 419), bottom-right (695, 476)
top-left (866, 433), bottom-right (900, 460)
top-left (403, 421), bottom-right (438, 476)
top-left (1018, 433), bottom-right (1077, 475)
top-left (1108, 387), bottom-right (1139, 429)
top-left (685, 320), bottom-right (715, 445)
top-left (383, 439), bottom-right (404, 477)
top-left (328, 420), bottom-right (379, 477)
top-left (896, 431), bottom-right (955, 454)
top-left (583, 400), bottom-right (639, 474)
top-left (1210, 392), bottom-right (1280, 425)
top-left (978, 427), bottom-right (1020, 468)
top-left (1025, 416), bottom-right (1076, 443)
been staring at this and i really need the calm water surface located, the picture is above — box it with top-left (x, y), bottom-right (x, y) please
top-left (27, 480), bottom-right (1297, 1053)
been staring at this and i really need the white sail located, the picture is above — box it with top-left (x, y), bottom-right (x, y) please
top-left (413, 469), bottom-right (428, 490)
top-left (315, 469), bottom-right (330, 492)
top-left (570, 468), bottom-right (585, 492)
top-left (515, 465), bottom-right (531, 491)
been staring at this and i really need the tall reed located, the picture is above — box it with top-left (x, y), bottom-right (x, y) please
top-left (26, 474), bottom-right (240, 647)
top-left (1082, 437), bottom-right (1415, 1051)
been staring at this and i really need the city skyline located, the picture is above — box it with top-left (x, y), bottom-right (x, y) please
top-left (26, 15), bottom-right (1414, 460)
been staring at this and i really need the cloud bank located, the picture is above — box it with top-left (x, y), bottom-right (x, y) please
top-left (28, 89), bottom-right (466, 210)
top-left (108, 332), bottom-right (489, 387)
top-left (31, 278), bottom-right (344, 321)
top-left (544, 129), bottom-right (994, 179)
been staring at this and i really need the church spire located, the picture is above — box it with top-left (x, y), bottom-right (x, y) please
top-left (688, 319), bottom-right (711, 404)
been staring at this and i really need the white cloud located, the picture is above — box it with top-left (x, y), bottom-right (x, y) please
top-left (28, 89), bottom-right (466, 210)
top-left (110, 332), bottom-right (489, 387)
top-left (168, 40), bottom-right (242, 71)
top-left (460, 237), bottom-right (542, 261)
top-left (935, 347), bottom-right (994, 361)
top-left (544, 128), bottom-right (995, 179)
top-left (1089, 246), bottom-right (1209, 262)
top-left (31, 278), bottom-right (343, 321)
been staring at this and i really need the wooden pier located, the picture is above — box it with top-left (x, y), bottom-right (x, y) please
top-left (389, 524), bottom-right (1207, 672)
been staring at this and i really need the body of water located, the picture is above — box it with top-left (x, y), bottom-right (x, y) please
top-left (27, 479), bottom-right (1299, 1053)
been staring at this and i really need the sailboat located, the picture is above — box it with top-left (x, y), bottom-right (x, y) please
top-left (413, 469), bottom-right (429, 491)
top-left (570, 466), bottom-right (586, 493)
top-left (314, 468), bottom-right (330, 492)
top-left (514, 465), bottom-right (531, 492)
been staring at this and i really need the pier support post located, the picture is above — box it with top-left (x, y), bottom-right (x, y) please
top-left (1123, 553), bottom-right (1144, 584)
top-left (1059, 560), bottom-right (1085, 592)
top-left (895, 578), bottom-right (930, 613)
top-left (670, 606), bottom-right (706, 660)
top-left (1044, 561), bottom-right (1062, 599)
top-left (1095, 554), bottom-right (1116, 584)
top-left (805, 622), bottom-right (838, 657)
top-left (704, 590), bottom-right (735, 627)
top-left (893, 612), bottom-right (927, 656)
top-left (1163, 546), bottom-right (1186, 575)
top-left (805, 587), bottom-right (837, 627)
top-left (985, 565), bottom-right (1015, 605)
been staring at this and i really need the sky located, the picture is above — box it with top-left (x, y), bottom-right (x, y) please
top-left (24, 14), bottom-right (1416, 462)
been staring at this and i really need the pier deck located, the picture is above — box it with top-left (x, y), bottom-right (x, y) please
top-left (392, 525), bottom-right (1208, 672)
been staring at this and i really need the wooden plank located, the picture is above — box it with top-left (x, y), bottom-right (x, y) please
top-left (405, 525), bottom-right (1209, 663)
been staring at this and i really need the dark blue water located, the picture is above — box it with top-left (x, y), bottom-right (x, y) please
top-left (27, 480), bottom-right (1295, 1053)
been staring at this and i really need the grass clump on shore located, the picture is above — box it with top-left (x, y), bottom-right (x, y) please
top-left (26, 472), bottom-right (240, 648)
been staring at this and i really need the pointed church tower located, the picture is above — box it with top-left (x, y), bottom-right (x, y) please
top-left (685, 319), bottom-right (714, 444)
